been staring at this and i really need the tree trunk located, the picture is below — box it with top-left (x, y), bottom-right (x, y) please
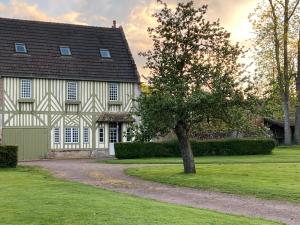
top-left (174, 121), bottom-right (196, 174)
top-left (282, 0), bottom-right (292, 145)
top-left (295, 28), bottom-right (300, 144)
top-left (283, 92), bottom-right (292, 145)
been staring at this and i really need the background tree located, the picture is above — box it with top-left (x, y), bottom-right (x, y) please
top-left (250, 0), bottom-right (299, 145)
top-left (135, 1), bottom-right (253, 173)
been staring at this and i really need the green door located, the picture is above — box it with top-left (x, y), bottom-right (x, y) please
top-left (2, 128), bottom-right (48, 160)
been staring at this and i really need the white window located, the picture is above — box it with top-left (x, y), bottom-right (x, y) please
top-left (53, 127), bottom-right (60, 144)
top-left (60, 46), bottom-right (71, 56)
top-left (126, 127), bottom-right (132, 142)
top-left (65, 128), bottom-right (79, 143)
top-left (109, 123), bottom-right (118, 143)
top-left (83, 127), bottom-right (89, 144)
top-left (20, 79), bottom-right (32, 99)
top-left (99, 127), bottom-right (104, 143)
top-left (67, 82), bottom-right (77, 100)
top-left (100, 49), bottom-right (111, 58)
top-left (109, 83), bottom-right (118, 101)
top-left (15, 43), bottom-right (27, 53)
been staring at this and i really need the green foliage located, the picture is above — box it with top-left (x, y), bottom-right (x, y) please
top-left (115, 139), bottom-right (275, 159)
top-left (115, 142), bottom-right (172, 159)
top-left (103, 146), bottom-right (300, 165)
top-left (0, 146), bottom-right (18, 168)
top-left (249, 1), bottom-right (300, 119)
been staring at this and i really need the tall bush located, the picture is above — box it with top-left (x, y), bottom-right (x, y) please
top-left (0, 146), bottom-right (18, 168)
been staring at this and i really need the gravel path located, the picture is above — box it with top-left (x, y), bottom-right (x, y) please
top-left (22, 160), bottom-right (300, 225)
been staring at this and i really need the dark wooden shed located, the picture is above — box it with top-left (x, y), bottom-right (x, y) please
top-left (263, 118), bottom-right (294, 144)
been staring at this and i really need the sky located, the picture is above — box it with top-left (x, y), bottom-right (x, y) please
top-left (0, 0), bottom-right (259, 79)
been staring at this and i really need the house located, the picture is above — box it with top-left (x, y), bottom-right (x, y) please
top-left (0, 17), bottom-right (140, 160)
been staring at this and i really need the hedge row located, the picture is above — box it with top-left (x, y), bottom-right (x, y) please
top-left (115, 138), bottom-right (276, 159)
top-left (0, 146), bottom-right (18, 168)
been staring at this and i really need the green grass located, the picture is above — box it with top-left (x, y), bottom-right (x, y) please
top-left (102, 146), bottom-right (300, 164)
top-left (126, 162), bottom-right (300, 203)
top-left (0, 166), bottom-right (281, 225)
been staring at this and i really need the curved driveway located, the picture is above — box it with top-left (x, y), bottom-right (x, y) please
top-left (22, 160), bottom-right (300, 225)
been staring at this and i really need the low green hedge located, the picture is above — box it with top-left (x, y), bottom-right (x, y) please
top-left (115, 138), bottom-right (276, 159)
top-left (0, 146), bottom-right (18, 168)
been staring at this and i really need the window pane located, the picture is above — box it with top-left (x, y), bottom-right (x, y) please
top-left (100, 49), bottom-right (111, 58)
top-left (72, 128), bottom-right (79, 143)
top-left (65, 128), bottom-right (72, 143)
top-left (20, 79), bottom-right (32, 99)
top-left (60, 46), bottom-right (71, 56)
top-left (54, 128), bottom-right (60, 144)
top-left (99, 127), bottom-right (104, 143)
top-left (83, 128), bottom-right (89, 144)
top-left (109, 83), bottom-right (118, 101)
top-left (67, 82), bottom-right (77, 100)
top-left (15, 43), bottom-right (27, 53)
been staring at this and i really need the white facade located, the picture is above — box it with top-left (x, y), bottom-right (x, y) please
top-left (1, 77), bottom-right (138, 154)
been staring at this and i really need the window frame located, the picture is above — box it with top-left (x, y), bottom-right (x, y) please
top-left (99, 127), bottom-right (104, 143)
top-left (59, 46), bottom-right (72, 56)
top-left (64, 127), bottom-right (79, 144)
top-left (20, 79), bottom-right (32, 99)
top-left (15, 43), bottom-right (27, 53)
top-left (109, 83), bottom-right (118, 101)
top-left (100, 48), bottom-right (111, 58)
top-left (83, 127), bottom-right (89, 144)
top-left (67, 81), bottom-right (78, 101)
top-left (53, 127), bottom-right (60, 144)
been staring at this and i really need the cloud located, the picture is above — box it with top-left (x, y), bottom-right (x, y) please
top-left (123, 1), bottom-right (165, 78)
top-left (0, 0), bottom-right (51, 21)
top-left (122, 0), bottom-right (258, 78)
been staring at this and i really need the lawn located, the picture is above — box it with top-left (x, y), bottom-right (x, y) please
top-left (103, 146), bottom-right (300, 164)
top-left (126, 162), bottom-right (300, 203)
top-left (0, 167), bottom-right (280, 225)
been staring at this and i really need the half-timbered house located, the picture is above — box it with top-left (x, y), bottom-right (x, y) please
top-left (0, 17), bottom-right (140, 160)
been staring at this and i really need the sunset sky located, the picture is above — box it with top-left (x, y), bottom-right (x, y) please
top-left (0, 0), bottom-right (259, 78)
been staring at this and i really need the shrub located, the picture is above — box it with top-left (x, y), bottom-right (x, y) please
top-left (115, 138), bottom-right (275, 159)
top-left (0, 146), bottom-right (18, 168)
top-left (190, 138), bottom-right (275, 156)
top-left (115, 142), bottom-right (172, 159)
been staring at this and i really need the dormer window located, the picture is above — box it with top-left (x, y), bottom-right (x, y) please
top-left (100, 49), bottom-right (111, 58)
top-left (15, 43), bottom-right (27, 53)
top-left (60, 46), bottom-right (71, 56)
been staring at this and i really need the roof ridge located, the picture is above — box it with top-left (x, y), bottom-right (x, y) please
top-left (0, 16), bottom-right (115, 30)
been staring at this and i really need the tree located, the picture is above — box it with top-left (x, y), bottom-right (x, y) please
top-left (135, 1), bottom-right (252, 173)
top-left (269, 0), bottom-right (299, 145)
top-left (250, 0), bottom-right (299, 145)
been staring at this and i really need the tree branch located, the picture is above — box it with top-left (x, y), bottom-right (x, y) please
top-left (288, 0), bottom-right (300, 20)
top-left (275, 0), bottom-right (285, 7)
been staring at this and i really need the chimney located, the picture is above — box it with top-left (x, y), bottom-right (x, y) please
top-left (112, 20), bottom-right (116, 28)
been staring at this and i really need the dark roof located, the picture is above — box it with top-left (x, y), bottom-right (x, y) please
top-left (0, 17), bottom-right (140, 83)
top-left (263, 118), bottom-right (295, 128)
top-left (97, 112), bottom-right (134, 123)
